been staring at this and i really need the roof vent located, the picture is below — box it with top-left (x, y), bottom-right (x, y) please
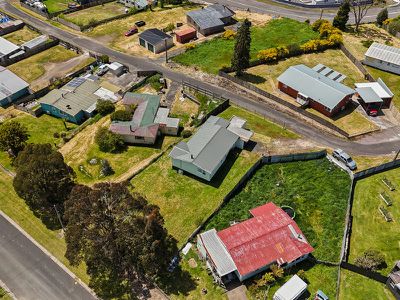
top-left (66, 104), bottom-right (71, 109)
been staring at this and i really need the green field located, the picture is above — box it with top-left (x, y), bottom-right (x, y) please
top-left (348, 167), bottom-right (400, 275)
top-left (205, 158), bottom-right (351, 262)
top-left (131, 150), bottom-right (260, 244)
top-left (339, 269), bottom-right (395, 300)
top-left (0, 171), bottom-right (89, 284)
top-left (173, 18), bottom-right (319, 74)
top-left (43, 0), bottom-right (71, 13)
top-left (61, 2), bottom-right (125, 27)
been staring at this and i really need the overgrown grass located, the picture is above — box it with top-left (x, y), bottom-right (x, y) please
top-left (339, 269), bottom-right (395, 300)
top-left (348, 167), bottom-right (400, 275)
top-left (0, 171), bottom-right (90, 284)
top-left (43, 0), bottom-right (71, 13)
top-left (205, 158), bottom-right (351, 262)
top-left (131, 150), bottom-right (260, 244)
top-left (8, 45), bottom-right (79, 83)
top-left (3, 26), bottom-right (40, 45)
top-left (218, 105), bottom-right (299, 140)
top-left (173, 18), bottom-right (319, 74)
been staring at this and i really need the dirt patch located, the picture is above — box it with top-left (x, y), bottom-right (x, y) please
top-left (234, 10), bottom-right (272, 26)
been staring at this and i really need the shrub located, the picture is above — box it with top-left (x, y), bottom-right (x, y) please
top-left (355, 249), bottom-right (386, 271)
top-left (388, 20), bottom-right (400, 36)
top-left (95, 127), bottom-right (125, 153)
top-left (305, 19), bottom-right (310, 24)
top-left (163, 23), bottom-right (175, 32)
top-left (147, 74), bottom-right (163, 91)
top-left (110, 110), bottom-right (133, 122)
top-left (297, 270), bottom-right (307, 282)
top-left (287, 43), bottom-right (302, 55)
top-left (257, 48), bottom-right (279, 61)
top-left (87, 18), bottom-right (97, 27)
top-left (53, 132), bottom-right (60, 138)
top-left (181, 129), bottom-right (192, 138)
top-left (377, 8), bottom-right (388, 26)
top-left (60, 132), bottom-right (67, 138)
top-left (99, 159), bottom-right (114, 177)
top-left (383, 18), bottom-right (393, 26)
top-left (99, 55), bottom-right (109, 64)
top-left (128, 6), bottom-right (137, 14)
top-left (312, 19), bottom-right (329, 31)
top-left (96, 99), bottom-right (115, 116)
top-left (185, 43), bottom-right (196, 50)
top-left (222, 29), bottom-right (237, 40)
top-left (361, 39), bottom-right (374, 48)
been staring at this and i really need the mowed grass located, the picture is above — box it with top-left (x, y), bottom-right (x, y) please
top-left (131, 150), bottom-right (260, 244)
top-left (205, 158), bottom-right (351, 262)
top-left (43, 0), bottom-right (70, 13)
top-left (218, 105), bottom-right (299, 141)
top-left (0, 171), bottom-right (90, 284)
top-left (3, 26), bottom-right (40, 45)
top-left (339, 269), bottom-right (395, 300)
top-left (8, 45), bottom-right (79, 83)
top-left (173, 18), bottom-right (319, 74)
top-left (62, 2), bottom-right (126, 27)
top-left (366, 67), bottom-right (400, 109)
top-left (348, 167), bottom-right (400, 274)
top-left (242, 49), bottom-right (378, 136)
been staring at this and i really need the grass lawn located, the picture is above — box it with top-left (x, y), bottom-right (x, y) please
top-left (131, 150), bottom-right (260, 245)
top-left (173, 18), bottom-right (319, 74)
top-left (205, 158), bottom-right (351, 262)
top-left (43, 0), bottom-right (70, 13)
top-left (170, 96), bottom-right (199, 128)
top-left (3, 26), bottom-right (40, 45)
top-left (0, 286), bottom-right (12, 300)
top-left (218, 105), bottom-right (299, 142)
top-left (241, 49), bottom-right (378, 136)
top-left (247, 262), bottom-right (338, 300)
top-left (0, 171), bottom-right (90, 284)
top-left (348, 167), bottom-right (400, 275)
top-left (8, 45), bottom-right (80, 83)
top-left (350, 155), bottom-right (393, 171)
top-left (339, 269), bottom-right (395, 300)
top-left (366, 67), bottom-right (400, 109)
top-left (61, 2), bottom-right (125, 27)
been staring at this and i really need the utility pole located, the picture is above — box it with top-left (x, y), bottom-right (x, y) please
top-left (164, 38), bottom-right (168, 63)
top-left (394, 148), bottom-right (400, 161)
top-left (320, 8), bottom-right (324, 20)
top-left (54, 205), bottom-right (65, 233)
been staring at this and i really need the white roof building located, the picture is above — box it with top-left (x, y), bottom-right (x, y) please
top-left (364, 42), bottom-right (400, 75)
top-left (273, 275), bottom-right (308, 300)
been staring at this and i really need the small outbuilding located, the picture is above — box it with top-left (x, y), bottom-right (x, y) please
top-left (355, 78), bottom-right (394, 114)
top-left (108, 62), bottom-right (126, 77)
top-left (138, 29), bottom-right (173, 54)
top-left (273, 275), bottom-right (308, 300)
top-left (364, 42), bottom-right (400, 75)
top-left (0, 66), bottom-right (29, 107)
top-left (175, 27), bottom-right (197, 44)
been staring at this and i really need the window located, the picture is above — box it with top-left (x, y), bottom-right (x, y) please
top-left (139, 38), bottom-right (146, 47)
top-left (197, 168), bottom-right (206, 175)
top-left (148, 43), bottom-right (154, 53)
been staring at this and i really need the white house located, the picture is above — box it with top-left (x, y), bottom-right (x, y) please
top-left (364, 42), bottom-right (400, 75)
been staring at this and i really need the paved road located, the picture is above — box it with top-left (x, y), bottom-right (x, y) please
top-left (1, 0), bottom-right (399, 155)
top-left (198, 0), bottom-right (400, 22)
top-left (0, 213), bottom-right (96, 300)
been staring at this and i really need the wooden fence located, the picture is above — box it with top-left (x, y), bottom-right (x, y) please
top-left (340, 44), bottom-right (375, 82)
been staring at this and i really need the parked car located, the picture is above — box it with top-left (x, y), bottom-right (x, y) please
top-left (368, 108), bottom-right (379, 117)
top-left (96, 64), bottom-right (109, 76)
top-left (124, 26), bottom-right (138, 36)
top-left (332, 149), bottom-right (357, 170)
top-left (135, 20), bottom-right (146, 27)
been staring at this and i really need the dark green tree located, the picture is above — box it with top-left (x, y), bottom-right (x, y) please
top-left (110, 110), bottom-right (133, 121)
top-left (13, 144), bottom-right (75, 228)
top-left (0, 121), bottom-right (29, 157)
top-left (95, 128), bottom-right (125, 153)
top-left (376, 8), bottom-right (388, 26)
top-left (64, 182), bottom-right (178, 299)
top-left (231, 19), bottom-right (251, 76)
top-left (333, 0), bottom-right (350, 31)
top-left (96, 100), bottom-right (115, 116)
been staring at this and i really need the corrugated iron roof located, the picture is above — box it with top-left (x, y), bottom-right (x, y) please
top-left (138, 29), bottom-right (172, 45)
top-left (186, 4), bottom-right (234, 30)
top-left (217, 203), bottom-right (314, 277)
top-left (274, 275), bottom-right (307, 300)
top-left (277, 64), bottom-right (355, 110)
top-left (0, 66), bottom-right (29, 102)
top-left (355, 87), bottom-right (383, 104)
top-left (365, 42), bottom-right (400, 66)
top-left (355, 79), bottom-right (393, 99)
top-left (0, 36), bottom-right (19, 56)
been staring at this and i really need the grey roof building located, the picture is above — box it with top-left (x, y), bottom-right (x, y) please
top-left (0, 66), bottom-right (29, 107)
top-left (0, 36), bottom-right (20, 58)
top-left (21, 35), bottom-right (48, 51)
top-left (364, 42), bottom-right (400, 75)
top-left (138, 29), bottom-right (173, 54)
top-left (169, 115), bottom-right (253, 181)
top-left (187, 4), bottom-right (235, 36)
top-left (277, 64), bottom-right (355, 117)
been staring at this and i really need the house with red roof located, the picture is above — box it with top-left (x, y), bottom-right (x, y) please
top-left (110, 93), bottom-right (179, 145)
top-left (197, 202), bottom-right (314, 285)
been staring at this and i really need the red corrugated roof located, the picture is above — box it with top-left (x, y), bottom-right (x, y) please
top-left (217, 203), bottom-right (314, 277)
top-left (175, 27), bottom-right (196, 36)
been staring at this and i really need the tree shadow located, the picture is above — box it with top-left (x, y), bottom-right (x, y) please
top-left (330, 101), bottom-right (359, 121)
top-left (156, 266), bottom-right (197, 298)
top-left (239, 72), bottom-right (267, 84)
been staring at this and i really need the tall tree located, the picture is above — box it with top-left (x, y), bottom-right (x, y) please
top-left (333, 0), bottom-right (350, 31)
top-left (231, 19), bottom-right (251, 76)
top-left (64, 182), bottom-right (178, 299)
top-left (350, 0), bottom-right (375, 32)
top-left (376, 8), bottom-right (388, 26)
top-left (0, 121), bottom-right (29, 157)
top-left (13, 144), bottom-right (75, 228)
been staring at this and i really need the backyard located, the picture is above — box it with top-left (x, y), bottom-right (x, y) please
top-left (173, 18), bottom-right (319, 74)
top-left (43, 0), bottom-right (70, 13)
top-left (60, 115), bottom-right (179, 184)
top-left (240, 49), bottom-right (378, 136)
top-left (339, 269), bottom-right (395, 300)
top-left (59, 2), bottom-right (126, 27)
top-left (348, 167), bottom-right (400, 275)
top-left (8, 46), bottom-right (95, 90)
top-left (131, 150), bottom-right (260, 244)
top-left (3, 26), bottom-right (40, 45)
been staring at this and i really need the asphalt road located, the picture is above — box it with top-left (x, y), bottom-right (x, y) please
top-left (1, 0), bottom-right (399, 156)
top-left (197, 0), bottom-right (400, 22)
top-left (0, 214), bottom-right (96, 300)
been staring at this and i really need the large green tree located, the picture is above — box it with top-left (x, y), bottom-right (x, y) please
top-left (13, 144), bottom-right (75, 228)
top-left (64, 182), bottom-right (178, 299)
top-left (0, 121), bottom-right (29, 157)
top-left (333, 0), bottom-right (350, 31)
top-left (231, 19), bottom-right (251, 76)
top-left (376, 8), bottom-right (388, 26)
